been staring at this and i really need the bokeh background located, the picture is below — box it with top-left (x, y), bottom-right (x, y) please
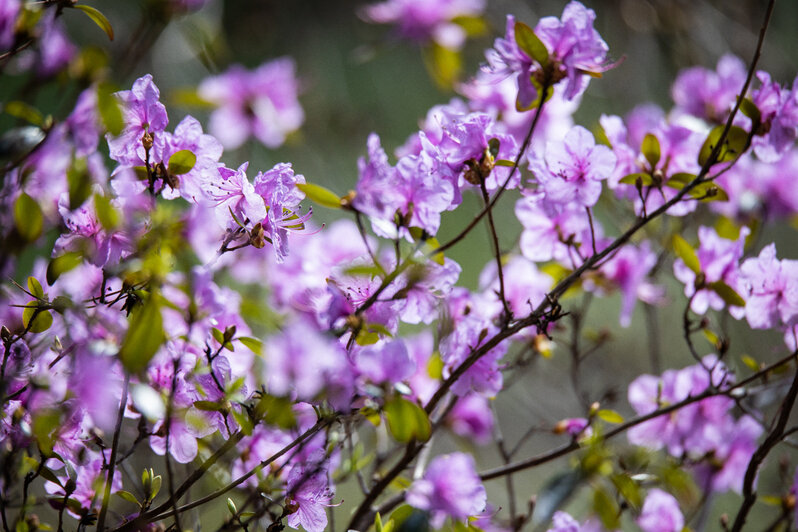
top-left (3, 0), bottom-right (798, 529)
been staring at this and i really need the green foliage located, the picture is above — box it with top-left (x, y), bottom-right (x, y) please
top-left (14, 193), bottom-right (44, 242)
top-left (384, 396), bottom-right (431, 443)
top-left (119, 292), bottom-right (165, 374)
top-left (296, 183), bottom-right (341, 209)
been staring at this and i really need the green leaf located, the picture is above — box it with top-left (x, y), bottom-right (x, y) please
top-left (237, 336), bottom-right (263, 355)
top-left (14, 192), bottom-right (44, 242)
top-left (254, 394), bottom-right (297, 429)
top-left (451, 15), bottom-right (487, 37)
top-left (115, 490), bottom-right (140, 505)
top-left (611, 473), bottom-right (642, 510)
top-left (708, 281), bottom-right (746, 308)
top-left (46, 252), bottom-right (83, 285)
top-left (97, 82), bottom-right (124, 136)
top-left (343, 264), bottom-right (383, 277)
top-left (296, 183), bottom-right (341, 209)
top-left (514, 21), bottom-right (548, 65)
top-left (73, 5), bottom-right (114, 41)
top-left (37, 465), bottom-right (63, 488)
top-left (516, 76), bottom-right (553, 112)
top-left (94, 193), bottom-right (120, 230)
top-left (68, 158), bottom-right (92, 210)
top-left (227, 498), bottom-right (237, 515)
top-left (698, 125), bottom-right (749, 167)
top-left (167, 149), bottom-right (196, 175)
top-left (740, 354), bottom-right (759, 372)
top-left (740, 97), bottom-right (761, 126)
top-left (193, 400), bottom-right (226, 412)
top-left (27, 277), bottom-right (44, 299)
top-left (672, 235), bottom-right (701, 274)
top-left (422, 42), bottom-right (461, 89)
top-left (150, 475), bottom-right (162, 499)
top-left (355, 329), bottom-right (380, 346)
top-left (596, 409), bottom-right (624, 424)
top-left (619, 172), bottom-right (654, 186)
top-left (593, 486), bottom-right (620, 530)
top-left (32, 409), bottom-right (60, 455)
top-left (119, 294), bottom-right (164, 374)
top-left (714, 216), bottom-right (740, 240)
top-left (384, 396), bottom-right (431, 443)
top-left (494, 159), bottom-right (516, 167)
top-left (4, 101), bottom-right (43, 126)
top-left (665, 178), bottom-right (729, 202)
top-left (23, 302), bottom-right (53, 334)
top-left (641, 133), bottom-right (661, 168)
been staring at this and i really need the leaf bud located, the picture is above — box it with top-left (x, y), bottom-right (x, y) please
top-left (141, 132), bottom-right (153, 150)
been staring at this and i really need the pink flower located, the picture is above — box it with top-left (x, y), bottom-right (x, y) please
top-left (198, 59), bottom-right (304, 150)
top-left (530, 125), bottom-right (616, 208)
top-left (637, 489), bottom-right (684, 532)
top-left (406, 452), bottom-right (487, 528)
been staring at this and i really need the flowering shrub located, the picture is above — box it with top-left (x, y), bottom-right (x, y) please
top-left (2, 1), bottom-right (798, 531)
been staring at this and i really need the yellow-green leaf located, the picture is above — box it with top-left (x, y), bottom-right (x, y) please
top-left (698, 125), bottom-right (749, 167)
top-left (514, 21), bottom-right (548, 65)
top-left (597, 409), bottom-right (624, 424)
top-left (23, 303), bottom-right (53, 333)
top-left (27, 277), bottom-right (44, 299)
top-left (384, 396), bottom-right (430, 443)
top-left (4, 101), bottom-right (43, 126)
top-left (14, 193), bottom-right (44, 242)
top-left (97, 82), bottom-right (124, 136)
top-left (672, 235), bottom-right (700, 274)
top-left (296, 183), bottom-right (341, 209)
top-left (119, 294), bottom-right (164, 374)
top-left (708, 281), bottom-right (746, 308)
top-left (73, 4), bottom-right (114, 41)
top-left (46, 252), bottom-right (83, 285)
top-left (641, 133), bottom-right (661, 168)
top-left (167, 149), bottom-right (196, 175)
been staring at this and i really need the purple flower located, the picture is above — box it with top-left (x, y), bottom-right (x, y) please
top-left (406, 452), bottom-right (487, 528)
top-left (107, 74), bottom-right (169, 167)
top-left (529, 125), bottom-right (616, 207)
top-left (54, 193), bottom-right (132, 268)
top-left (31, 11), bottom-right (76, 76)
top-left (515, 192), bottom-right (590, 265)
top-left (598, 241), bottom-right (662, 327)
top-left (627, 356), bottom-right (738, 458)
top-left (447, 393), bottom-right (494, 444)
top-left (478, 255), bottom-right (552, 319)
top-left (44, 452), bottom-right (122, 517)
top-left (206, 162), bottom-right (267, 230)
top-left (0, 0), bottom-right (18, 51)
top-left (160, 115), bottom-right (223, 204)
top-left (264, 318), bottom-right (351, 404)
top-left (352, 338), bottom-right (415, 386)
top-left (354, 133), bottom-right (454, 238)
top-left (285, 460), bottom-right (336, 532)
top-left (439, 313), bottom-right (505, 397)
top-left (636, 489), bottom-right (684, 532)
top-left (750, 71), bottom-right (798, 162)
top-left (739, 244), bottom-right (798, 330)
top-left (361, 0), bottom-right (484, 49)
top-left (252, 162), bottom-right (310, 261)
top-left (486, 3), bottom-right (615, 106)
top-left (67, 88), bottom-right (102, 157)
top-left (672, 55), bottom-right (747, 123)
top-left (198, 59), bottom-right (304, 150)
top-left (673, 226), bottom-right (748, 316)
